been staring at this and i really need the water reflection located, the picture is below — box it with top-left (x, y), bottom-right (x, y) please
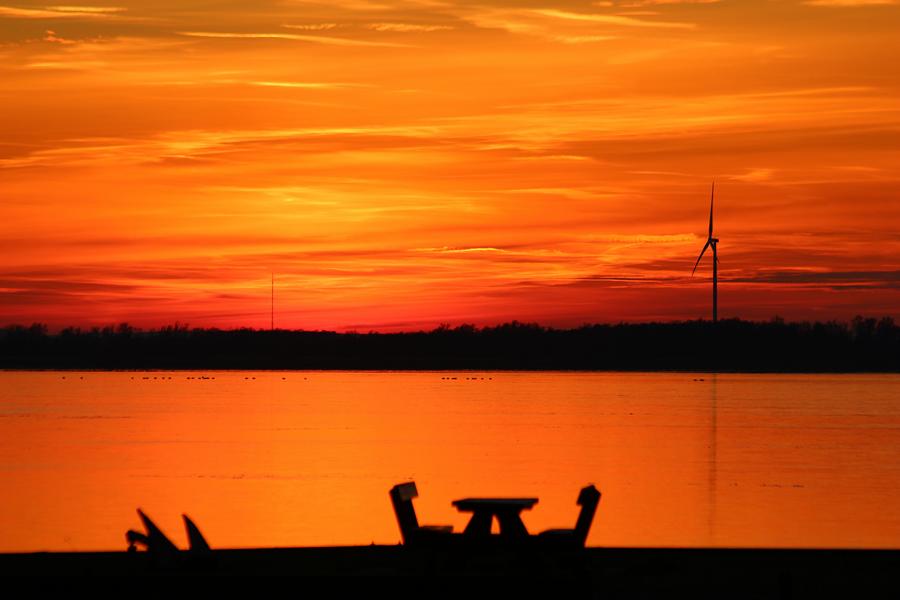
top-left (2, 371), bottom-right (900, 552)
top-left (709, 374), bottom-right (717, 542)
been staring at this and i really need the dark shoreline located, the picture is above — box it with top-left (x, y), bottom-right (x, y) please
top-left (2, 546), bottom-right (898, 593)
top-left (3, 367), bottom-right (900, 374)
top-left (3, 317), bottom-right (899, 372)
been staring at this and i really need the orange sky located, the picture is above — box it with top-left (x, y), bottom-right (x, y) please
top-left (2, 0), bottom-right (899, 331)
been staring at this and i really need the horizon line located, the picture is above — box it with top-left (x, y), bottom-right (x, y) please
top-left (4, 314), bottom-right (896, 335)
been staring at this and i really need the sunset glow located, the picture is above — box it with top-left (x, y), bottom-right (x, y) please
top-left (2, 0), bottom-right (899, 330)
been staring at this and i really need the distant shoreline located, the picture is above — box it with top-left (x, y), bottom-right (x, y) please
top-left (3, 317), bottom-right (898, 372)
top-left (2, 367), bottom-right (899, 374)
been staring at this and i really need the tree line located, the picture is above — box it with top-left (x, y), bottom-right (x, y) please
top-left (1, 317), bottom-right (898, 371)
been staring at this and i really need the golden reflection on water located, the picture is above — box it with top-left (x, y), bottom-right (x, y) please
top-left (2, 371), bottom-right (900, 552)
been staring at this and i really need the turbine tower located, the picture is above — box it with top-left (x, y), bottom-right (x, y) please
top-left (692, 183), bottom-right (719, 323)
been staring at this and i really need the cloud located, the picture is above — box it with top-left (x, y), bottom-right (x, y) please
top-left (23, 60), bottom-right (106, 69)
top-left (249, 81), bottom-right (368, 89)
top-left (45, 5), bottom-right (126, 13)
top-left (529, 9), bottom-right (696, 29)
top-left (276, 23), bottom-right (337, 30)
top-left (804, 0), bottom-right (897, 5)
top-left (448, 4), bottom-right (696, 43)
top-left (617, 0), bottom-right (720, 5)
top-left (365, 22), bottom-right (453, 32)
top-left (0, 5), bottom-right (126, 18)
top-left (553, 34), bottom-right (619, 43)
top-left (0, 277), bottom-right (138, 293)
top-left (728, 270), bottom-right (900, 289)
top-left (179, 30), bottom-right (412, 48)
top-left (414, 246), bottom-right (508, 254)
top-left (42, 29), bottom-right (75, 44)
top-left (0, 124), bottom-right (451, 170)
top-left (587, 234), bottom-right (698, 243)
top-left (731, 168), bottom-right (775, 182)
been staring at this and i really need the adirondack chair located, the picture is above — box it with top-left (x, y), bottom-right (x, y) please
top-left (126, 509), bottom-right (210, 554)
top-left (536, 485), bottom-right (601, 548)
top-left (389, 482), bottom-right (454, 546)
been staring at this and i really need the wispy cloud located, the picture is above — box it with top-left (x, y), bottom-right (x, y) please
top-left (617, 0), bottom-right (720, 6)
top-left (0, 5), bottom-right (126, 18)
top-left (731, 168), bottom-right (775, 182)
top-left (366, 22), bottom-right (453, 32)
top-left (448, 4), bottom-right (696, 42)
top-left (277, 23), bottom-right (338, 30)
top-left (45, 5), bottom-right (126, 13)
top-left (180, 30), bottom-right (412, 48)
top-left (728, 270), bottom-right (900, 289)
top-left (42, 29), bottom-right (75, 44)
top-left (249, 81), bottom-right (369, 89)
top-left (0, 123), bottom-right (449, 169)
top-left (22, 60), bottom-right (106, 69)
top-left (804, 0), bottom-right (897, 5)
top-left (529, 9), bottom-right (696, 29)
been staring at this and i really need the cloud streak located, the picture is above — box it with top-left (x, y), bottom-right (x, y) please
top-left (179, 30), bottom-right (412, 47)
top-left (0, 5), bottom-right (127, 19)
top-left (529, 9), bottom-right (696, 29)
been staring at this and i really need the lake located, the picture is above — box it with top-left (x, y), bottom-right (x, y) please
top-left (1, 371), bottom-right (899, 552)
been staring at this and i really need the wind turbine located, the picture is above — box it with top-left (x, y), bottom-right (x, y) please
top-left (692, 182), bottom-right (719, 323)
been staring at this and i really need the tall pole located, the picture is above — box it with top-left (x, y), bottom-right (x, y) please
top-left (271, 273), bottom-right (274, 331)
top-left (712, 244), bottom-right (717, 323)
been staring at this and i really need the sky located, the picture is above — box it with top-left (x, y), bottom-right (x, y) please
top-left (1, 0), bottom-right (899, 331)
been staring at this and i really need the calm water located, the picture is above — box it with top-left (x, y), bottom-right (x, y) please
top-left (1, 371), bottom-right (899, 552)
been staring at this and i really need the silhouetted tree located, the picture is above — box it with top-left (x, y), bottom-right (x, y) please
top-left (1, 318), bottom-right (898, 371)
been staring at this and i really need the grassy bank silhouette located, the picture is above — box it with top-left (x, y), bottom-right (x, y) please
top-left (2, 317), bottom-right (898, 372)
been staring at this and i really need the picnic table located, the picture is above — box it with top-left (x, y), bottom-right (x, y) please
top-left (451, 497), bottom-right (538, 540)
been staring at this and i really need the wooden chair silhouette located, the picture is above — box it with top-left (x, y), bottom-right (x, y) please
top-left (389, 482), bottom-right (453, 546)
top-left (536, 484), bottom-right (601, 548)
top-left (126, 509), bottom-right (210, 554)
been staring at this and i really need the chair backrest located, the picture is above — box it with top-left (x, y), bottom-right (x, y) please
top-left (183, 514), bottom-right (210, 553)
top-left (573, 485), bottom-right (601, 546)
top-left (389, 482), bottom-right (420, 544)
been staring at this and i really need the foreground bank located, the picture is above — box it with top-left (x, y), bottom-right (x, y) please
top-left (2, 546), bottom-right (898, 594)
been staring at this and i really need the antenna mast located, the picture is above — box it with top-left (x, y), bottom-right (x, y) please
top-left (271, 273), bottom-right (274, 331)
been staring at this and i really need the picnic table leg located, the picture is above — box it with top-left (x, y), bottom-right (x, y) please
top-left (496, 509), bottom-right (529, 539)
top-left (463, 511), bottom-right (493, 537)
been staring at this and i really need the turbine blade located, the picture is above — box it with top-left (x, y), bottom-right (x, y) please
top-left (708, 181), bottom-right (715, 237)
top-left (691, 240), bottom-right (711, 276)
